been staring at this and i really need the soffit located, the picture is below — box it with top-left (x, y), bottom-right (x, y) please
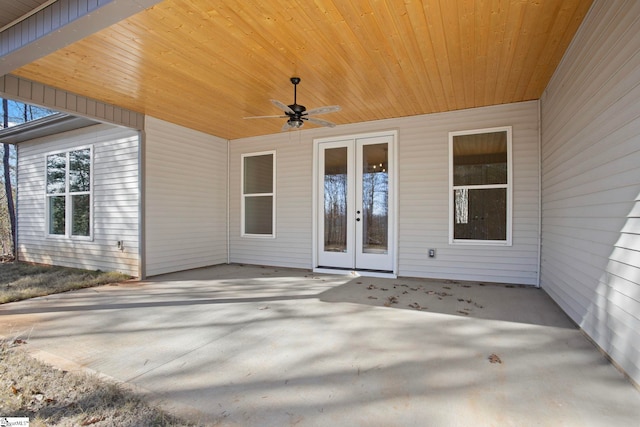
top-left (0, 113), bottom-right (98, 144)
top-left (0, 0), bottom-right (52, 29)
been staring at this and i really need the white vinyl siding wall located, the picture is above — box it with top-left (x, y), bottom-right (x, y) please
top-left (230, 101), bottom-right (540, 284)
top-left (144, 116), bottom-right (228, 276)
top-left (540, 0), bottom-right (640, 385)
top-left (16, 124), bottom-right (140, 276)
top-left (229, 134), bottom-right (311, 268)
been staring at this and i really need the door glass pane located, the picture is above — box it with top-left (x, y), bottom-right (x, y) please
top-left (361, 143), bottom-right (388, 254)
top-left (324, 147), bottom-right (348, 252)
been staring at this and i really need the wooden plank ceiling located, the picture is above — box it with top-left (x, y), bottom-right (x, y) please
top-left (12, 0), bottom-right (593, 140)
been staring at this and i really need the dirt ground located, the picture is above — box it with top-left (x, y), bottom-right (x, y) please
top-left (0, 339), bottom-right (200, 426)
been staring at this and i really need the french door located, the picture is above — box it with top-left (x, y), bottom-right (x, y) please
top-left (316, 133), bottom-right (395, 272)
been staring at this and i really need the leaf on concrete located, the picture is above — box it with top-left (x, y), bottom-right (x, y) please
top-left (383, 296), bottom-right (398, 307)
top-left (488, 354), bottom-right (502, 364)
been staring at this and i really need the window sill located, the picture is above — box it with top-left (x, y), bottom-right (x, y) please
top-left (449, 239), bottom-right (512, 246)
top-left (241, 234), bottom-right (276, 239)
top-left (46, 234), bottom-right (94, 242)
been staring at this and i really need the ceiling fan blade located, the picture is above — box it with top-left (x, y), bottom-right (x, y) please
top-left (305, 105), bottom-right (341, 116)
top-left (306, 117), bottom-right (336, 128)
top-left (243, 115), bottom-right (287, 119)
top-left (271, 99), bottom-right (295, 115)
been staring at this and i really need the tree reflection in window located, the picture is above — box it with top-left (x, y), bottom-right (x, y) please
top-left (48, 196), bottom-right (65, 235)
top-left (46, 153), bottom-right (66, 194)
top-left (324, 147), bottom-right (348, 252)
top-left (69, 149), bottom-right (91, 192)
top-left (361, 144), bottom-right (389, 253)
top-left (46, 148), bottom-right (91, 237)
top-left (46, 153), bottom-right (66, 235)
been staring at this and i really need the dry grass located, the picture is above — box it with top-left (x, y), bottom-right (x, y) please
top-left (0, 262), bottom-right (131, 304)
top-left (0, 263), bottom-right (202, 425)
top-left (0, 340), bottom-right (199, 426)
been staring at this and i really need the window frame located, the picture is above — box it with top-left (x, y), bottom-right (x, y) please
top-left (448, 126), bottom-right (513, 246)
top-left (44, 145), bottom-right (94, 240)
top-left (241, 150), bottom-right (276, 238)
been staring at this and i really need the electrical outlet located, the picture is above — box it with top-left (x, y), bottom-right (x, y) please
top-left (428, 248), bottom-right (436, 258)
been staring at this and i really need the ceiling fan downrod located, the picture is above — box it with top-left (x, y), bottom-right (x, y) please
top-left (290, 76), bottom-right (301, 105)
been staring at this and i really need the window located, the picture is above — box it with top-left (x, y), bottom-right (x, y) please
top-left (46, 147), bottom-right (92, 238)
top-left (449, 127), bottom-right (512, 245)
top-left (241, 151), bottom-right (275, 237)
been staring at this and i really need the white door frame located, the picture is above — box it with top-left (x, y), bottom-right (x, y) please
top-left (312, 130), bottom-right (399, 278)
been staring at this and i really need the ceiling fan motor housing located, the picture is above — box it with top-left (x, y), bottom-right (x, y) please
top-left (287, 103), bottom-right (306, 116)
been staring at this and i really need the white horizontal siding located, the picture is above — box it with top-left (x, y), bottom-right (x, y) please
top-left (144, 116), bottom-right (227, 276)
top-left (395, 101), bottom-right (540, 285)
top-left (230, 101), bottom-right (540, 284)
top-left (229, 135), bottom-right (312, 269)
top-left (540, 0), bottom-right (640, 385)
top-left (16, 124), bottom-right (140, 276)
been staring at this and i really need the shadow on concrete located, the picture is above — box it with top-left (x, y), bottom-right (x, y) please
top-left (1, 264), bottom-right (639, 426)
top-left (318, 275), bottom-right (577, 328)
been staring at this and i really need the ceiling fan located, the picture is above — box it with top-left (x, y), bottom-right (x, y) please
top-left (244, 77), bottom-right (341, 131)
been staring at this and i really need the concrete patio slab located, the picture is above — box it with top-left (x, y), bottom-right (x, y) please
top-left (1, 264), bottom-right (639, 426)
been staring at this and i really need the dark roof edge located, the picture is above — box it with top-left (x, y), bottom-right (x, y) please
top-left (0, 113), bottom-right (99, 144)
